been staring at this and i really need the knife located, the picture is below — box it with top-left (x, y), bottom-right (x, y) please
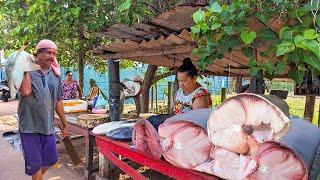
top-left (58, 124), bottom-right (82, 166)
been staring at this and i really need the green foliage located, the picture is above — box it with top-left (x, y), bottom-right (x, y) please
top-left (117, 0), bottom-right (155, 25)
top-left (285, 96), bottom-right (320, 126)
top-left (0, 0), bottom-right (124, 71)
top-left (191, 0), bottom-right (320, 85)
top-left (240, 29), bottom-right (257, 45)
top-left (0, 0), bottom-right (182, 71)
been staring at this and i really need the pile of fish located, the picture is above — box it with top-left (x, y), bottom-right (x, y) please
top-left (132, 93), bottom-right (320, 179)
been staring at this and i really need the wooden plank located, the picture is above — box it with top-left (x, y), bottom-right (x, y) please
top-left (206, 64), bottom-right (228, 74)
top-left (133, 22), bottom-right (157, 33)
top-left (178, 29), bottom-right (193, 42)
top-left (250, 69), bottom-right (264, 94)
top-left (155, 83), bottom-right (158, 112)
top-left (133, 22), bottom-right (171, 36)
top-left (142, 37), bottom-right (167, 49)
top-left (151, 86), bottom-right (154, 109)
top-left (156, 35), bottom-right (174, 47)
top-left (304, 95), bottom-right (316, 122)
top-left (104, 40), bottom-right (141, 52)
top-left (236, 76), bottom-right (243, 93)
top-left (102, 44), bottom-right (195, 59)
top-left (215, 58), bottom-right (242, 68)
top-left (226, 68), bottom-right (248, 76)
top-left (221, 88), bottom-right (227, 102)
top-left (224, 51), bottom-right (249, 66)
top-left (168, 82), bottom-right (172, 114)
top-left (112, 24), bottom-right (149, 37)
top-left (100, 29), bottom-right (144, 42)
top-left (165, 34), bottom-right (188, 45)
top-left (85, 133), bottom-right (95, 180)
top-left (151, 6), bottom-right (200, 31)
top-left (132, 56), bottom-right (175, 67)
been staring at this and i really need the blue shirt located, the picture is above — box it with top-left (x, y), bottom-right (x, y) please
top-left (18, 69), bottom-right (62, 135)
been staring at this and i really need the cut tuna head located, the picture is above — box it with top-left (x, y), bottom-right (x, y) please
top-left (194, 147), bottom-right (257, 179)
top-left (132, 119), bottom-right (163, 159)
top-left (159, 121), bottom-right (212, 169)
top-left (207, 93), bottom-right (290, 154)
top-left (249, 142), bottom-right (307, 180)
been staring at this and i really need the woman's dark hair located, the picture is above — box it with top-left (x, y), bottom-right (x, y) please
top-left (65, 71), bottom-right (72, 76)
top-left (178, 58), bottom-right (197, 77)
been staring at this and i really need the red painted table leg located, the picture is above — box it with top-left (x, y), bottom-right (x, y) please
top-left (95, 135), bottom-right (217, 180)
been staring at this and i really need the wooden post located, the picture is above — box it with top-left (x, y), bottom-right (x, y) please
top-left (250, 70), bottom-right (264, 94)
top-left (173, 74), bottom-right (178, 108)
top-left (133, 95), bottom-right (141, 115)
top-left (108, 59), bottom-right (120, 121)
top-left (85, 133), bottom-right (95, 180)
top-left (151, 86), bottom-right (154, 109)
top-left (155, 83), bottom-right (158, 113)
top-left (250, 50), bottom-right (264, 94)
top-left (304, 95), bottom-right (316, 122)
top-left (168, 82), bottom-right (172, 114)
top-left (236, 76), bottom-right (243, 93)
top-left (221, 88), bottom-right (226, 102)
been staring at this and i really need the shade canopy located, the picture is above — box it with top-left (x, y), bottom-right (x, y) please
top-left (95, 5), bottom-right (285, 77)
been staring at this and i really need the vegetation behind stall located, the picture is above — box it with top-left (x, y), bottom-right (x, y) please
top-left (191, 0), bottom-right (320, 84)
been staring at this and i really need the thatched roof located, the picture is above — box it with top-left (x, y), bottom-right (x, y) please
top-left (94, 5), bottom-right (285, 77)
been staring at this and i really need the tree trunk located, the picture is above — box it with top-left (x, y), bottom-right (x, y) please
top-left (78, 49), bottom-right (85, 89)
top-left (77, 20), bottom-right (86, 90)
top-left (140, 65), bottom-right (158, 113)
top-left (133, 94), bottom-right (141, 115)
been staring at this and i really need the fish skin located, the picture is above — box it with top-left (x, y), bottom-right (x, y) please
top-left (5, 50), bottom-right (40, 99)
top-left (132, 119), bottom-right (163, 159)
top-left (106, 126), bottom-right (134, 141)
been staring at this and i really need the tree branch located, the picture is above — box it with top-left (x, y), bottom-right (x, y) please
top-left (152, 69), bottom-right (177, 85)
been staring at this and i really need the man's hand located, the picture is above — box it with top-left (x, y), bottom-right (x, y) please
top-left (19, 72), bottom-right (32, 96)
top-left (55, 100), bottom-right (69, 139)
top-left (59, 124), bottom-right (69, 139)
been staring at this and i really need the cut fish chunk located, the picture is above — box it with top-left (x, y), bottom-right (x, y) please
top-left (208, 93), bottom-right (290, 154)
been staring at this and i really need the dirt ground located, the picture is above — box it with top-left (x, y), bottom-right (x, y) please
top-left (56, 136), bottom-right (173, 180)
top-left (0, 100), bottom-right (173, 180)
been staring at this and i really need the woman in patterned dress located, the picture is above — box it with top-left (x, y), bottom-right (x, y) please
top-left (174, 58), bottom-right (212, 114)
top-left (61, 71), bottom-right (82, 100)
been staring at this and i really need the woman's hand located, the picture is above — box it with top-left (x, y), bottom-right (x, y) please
top-left (192, 96), bottom-right (210, 110)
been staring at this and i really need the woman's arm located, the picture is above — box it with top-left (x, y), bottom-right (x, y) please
top-left (192, 96), bottom-right (210, 110)
top-left (19, 72), bottom-right (32, 96)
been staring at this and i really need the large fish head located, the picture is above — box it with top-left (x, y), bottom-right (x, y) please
top-left (15, 51), bottom-right (40, 71)
top-left (10, 51), bottom-right (40, 90)
top-left (4, 51), bottom-right (18, 69)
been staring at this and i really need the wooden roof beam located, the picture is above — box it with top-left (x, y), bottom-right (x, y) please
top-left (101, 44), bottom-right (195, 60)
